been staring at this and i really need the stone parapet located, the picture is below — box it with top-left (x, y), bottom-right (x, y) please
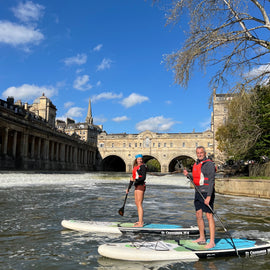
top-left (215, 178), bottom-right (270, 199)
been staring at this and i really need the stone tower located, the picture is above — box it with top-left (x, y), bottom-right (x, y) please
top-left (212, 92), bottom-right (233, 163)
top-left (85, 99), bottom-right (93, 125)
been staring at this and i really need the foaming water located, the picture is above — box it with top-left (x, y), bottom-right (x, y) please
top-left (0, 172), bottom-right (269, 270)
top-left (0, 171), bottom-right (189, 188)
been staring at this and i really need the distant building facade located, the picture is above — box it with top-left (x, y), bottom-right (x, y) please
top-left (0, 95), bottom-right (98, 171)
top-left (55, 99), bottom-right (102, 146)
top-left (15, 93), bottom-right (57, 128)
top-left (97, 92), bottom-right (232, 172)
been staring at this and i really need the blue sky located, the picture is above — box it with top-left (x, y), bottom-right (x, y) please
top-left (0, 0), bottom-right (216, 134)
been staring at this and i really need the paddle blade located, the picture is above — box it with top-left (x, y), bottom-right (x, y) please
top-left (118, 207), bottom-right (124, 216)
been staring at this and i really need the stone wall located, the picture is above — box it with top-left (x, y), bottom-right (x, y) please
top-left (215, 178), bottom-right (270, 199)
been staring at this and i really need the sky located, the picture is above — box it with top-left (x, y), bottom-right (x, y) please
top-left (0, 0), bottom-right (216, 134)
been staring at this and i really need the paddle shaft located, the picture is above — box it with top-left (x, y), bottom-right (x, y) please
top-left (121, 193), bottom-right (128, 208)
top-left (118, 181), bottom-right (134, 216)
top-left (186, 174), bottom-right (239, 256)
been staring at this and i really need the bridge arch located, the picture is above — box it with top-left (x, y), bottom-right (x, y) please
top-left (101, 155), bottom-right (126, 171)
top-left (168, 155), bottom-right (196, 172)
top-left (143, 155), bottom-right (161, 172)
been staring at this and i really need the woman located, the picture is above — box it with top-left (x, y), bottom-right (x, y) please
top-left (126, 154), bottom-right (147, 227)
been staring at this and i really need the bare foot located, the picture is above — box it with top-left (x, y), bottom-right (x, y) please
top-left (133, 222), bottom-right (144, 227)
top-left (204, 242), bottom-right (215, 249)
top-left (192, 238), bottom-right (206, 243)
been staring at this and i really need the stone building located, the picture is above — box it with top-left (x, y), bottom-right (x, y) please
top-left (97, 129), bottom-right (214, 173)
top-left (55, 99), bottom-right (103, 146)
top-left (97, 92), bottom-right (232, 172)
top-left (0, 96), bottom-right (97, 171)
top-left (19, 93), bottom-right (57, 127)
top-left (211, 93), bottom-right (233, 163)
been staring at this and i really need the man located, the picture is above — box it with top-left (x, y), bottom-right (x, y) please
top-left (183, 146), bottom-right (216, 249)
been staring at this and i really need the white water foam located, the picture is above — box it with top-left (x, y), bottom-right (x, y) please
top-left (0, 172), bottom-right (190, 188)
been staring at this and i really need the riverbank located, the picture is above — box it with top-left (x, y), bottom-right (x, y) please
top-left (215, 178), bottom-right (270, 199)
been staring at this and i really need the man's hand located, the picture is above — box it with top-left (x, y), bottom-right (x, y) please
top-left (204, 196), bottom-right (211, 206)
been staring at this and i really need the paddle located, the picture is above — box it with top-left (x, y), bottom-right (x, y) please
top-left (186, 174), bottom-right (239, 256)
top-left (118, 181), bottom-right (134, 216)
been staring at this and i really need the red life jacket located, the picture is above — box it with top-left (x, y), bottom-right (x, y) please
top-left (192, 159), bottom-right (212, 186)
top-left (132, 164), bottom-right (142, 180)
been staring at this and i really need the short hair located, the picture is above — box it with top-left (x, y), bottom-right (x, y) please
top-left (196, 146), bottom-right (206, 152)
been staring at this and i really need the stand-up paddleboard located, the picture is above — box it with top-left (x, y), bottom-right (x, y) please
top-left (98, 238), bottom-right (270, 261)
top-left (61, 220), bottom-right (199, 235)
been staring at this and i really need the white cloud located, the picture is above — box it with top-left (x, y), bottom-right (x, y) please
top-left (73, 75), bottom-right (92, 91)
top-left (165, 100), bottom-right (172, 105)
top-left (64, 101), bottom-right (74, 108)
top-left (112, 116), bottom-right (130, 122)
top-left (64, 53), bottom-right (87, 66)
top-left (65, 107), bottom-right (85, 118)
top-left (2, 84), bottom-right (57, 101)
top-left (93, 44), bottom-right (103, 51)
top-left (0, 21), bottom-right (44, 46)
top-left (120, 93), bottom-right (149, 108)
top-left (97, 58), bottom-right (112, 71)
top-left (245, 64), bottom-right (270, 79)
top-left (76, 68), bottom-right (84, 74)
top-left (94, 116), bottom-right (107, 123)
top-left (96, 81), bottom-right (101, 87)
top-left (12, 1), bottom-right (45, 23)
top-left (136, 116), bottom-right (176, 132)
top-left (92, 92), bottom-right (123, 102)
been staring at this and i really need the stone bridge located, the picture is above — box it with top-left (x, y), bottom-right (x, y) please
top-left (97, 130), bottom-right (214, 173)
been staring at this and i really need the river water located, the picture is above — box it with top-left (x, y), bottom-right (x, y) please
top-left (0, 172), bottom-right (269, 270)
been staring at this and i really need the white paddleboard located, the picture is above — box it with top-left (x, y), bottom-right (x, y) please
top-left (98, 238), bottom-right (270, 261)
top-left (61, 219), bottom-right (199, 235)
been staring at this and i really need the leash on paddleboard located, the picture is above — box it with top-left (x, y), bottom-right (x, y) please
top-left (186, 174), bottom-right (239, 256)
top-left (118, 181), bottom-right (134, 216)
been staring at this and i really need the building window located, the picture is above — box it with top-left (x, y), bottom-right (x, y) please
top-left (170, 143), bottom-right (173, 147)
top-left (158, 143), bottom-right (160, 148)
top-left (129, 143), bottom-right (131, 147)
top-left (123, 143), bottom-right (126, 147)
top-left (99, 143), bottom-right (104, 148)
top-left (196, 142), bottom-right (198, 147)
top-left (183, 142), bottom-right (185, 147)
top-left (153, 143), bottom-right (155, 147)
top-left (112, 143), bottom-right (114, 148)
top-left (164, 143), bottom-right (166, 147)
top-left (135, 143), bottom-right (137, 147)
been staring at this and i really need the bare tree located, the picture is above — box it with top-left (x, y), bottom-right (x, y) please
top-left (155, 0), bottom-right (270, 92)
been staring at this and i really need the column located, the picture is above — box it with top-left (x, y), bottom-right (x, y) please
top-left (30, 136), bottom-right (35, 159)
top-left (37, 137), bottom-right (41, 159)
top-left (3, 127), bottom-right (9, 155)
top-left (12, 131), bottom-right (17, 158)
top-left (51, 141), bottom-right (55, 161)
top-left (55, 142), bottom-right (59, 161)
